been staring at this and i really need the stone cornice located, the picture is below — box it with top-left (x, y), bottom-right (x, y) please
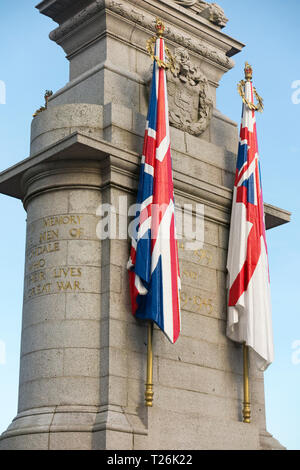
top-left (49, 0), bottom-right (105, 42)
top-left (0, 132), bottom-right (291, 230)
top-left (46, 0), bottom-right (242, 70)
top-left (36, 0), bottom-right (95, 23)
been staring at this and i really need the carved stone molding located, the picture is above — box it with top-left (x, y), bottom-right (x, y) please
top-left (174, 0), bottom-right (198, 6)
top-left (168, 48), bottom-right (213, 136)
top-left (49, 0), bottom-right (234, 70)
top-left (174, 1), bottom-right (228, 28)
top-left (164, 24), bottom-right (233, 69)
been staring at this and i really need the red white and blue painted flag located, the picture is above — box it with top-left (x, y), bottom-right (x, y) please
top-left (226, 79), bottom-right (274, 371)
top-left (127, 37), bottom-right (181, 344)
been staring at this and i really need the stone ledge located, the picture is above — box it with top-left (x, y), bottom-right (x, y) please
top-left (264, 203), bottom-right (291, 230)
top-left (0, 132), bottom-right (291, 231)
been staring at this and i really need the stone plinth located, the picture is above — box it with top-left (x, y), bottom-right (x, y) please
top-left (0, 0), bottom-right (290, 450)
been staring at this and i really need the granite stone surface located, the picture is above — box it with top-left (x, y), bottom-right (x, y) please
top-left (0, 0), bottom-right (289, 450)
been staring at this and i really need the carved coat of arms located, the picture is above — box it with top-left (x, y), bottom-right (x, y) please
top-left (167, 48), bottom-right (213, 136)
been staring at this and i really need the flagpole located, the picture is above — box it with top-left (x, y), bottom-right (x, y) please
top-left (236, 62), bottom-right (263, 424)
top-left (243, 343), bottom-right (251, 423)
top-left (143, 18), bottom-right (175, 408)
top-left (145, 321), bottom-right (154, 407)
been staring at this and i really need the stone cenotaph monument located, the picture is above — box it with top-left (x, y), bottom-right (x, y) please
top-left (0, 0), bottom-right (290, 450)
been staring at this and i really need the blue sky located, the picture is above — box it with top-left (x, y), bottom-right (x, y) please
top-left (0, 0), bottom-right (299, 449)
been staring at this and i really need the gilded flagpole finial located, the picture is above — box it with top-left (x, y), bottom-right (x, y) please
top-left (155, 18), bottom-right (165, 38)
top-left (146, 18), bottom-right (175, 72)
top-left (244, 62), bottom-right (253, 82)
top-left (237, 62), bottom-right (264, 113)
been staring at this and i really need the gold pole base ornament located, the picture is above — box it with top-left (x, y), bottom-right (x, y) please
top-left (242, 344), bottom-right (251, 424)
top-left (237, 62), bottom-right (264, 113)
top-left (243, 402), bottom-right (251, 424)
top-left (145, 383), bottom-right (154, 407)
top-left (145, 321), bottom-right (154, 407)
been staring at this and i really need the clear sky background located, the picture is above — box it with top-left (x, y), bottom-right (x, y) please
top-left (0, 0), bottom-right (299, 450)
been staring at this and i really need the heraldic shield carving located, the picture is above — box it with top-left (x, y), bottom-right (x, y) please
top-left (167, 48), bottom-right (213, 136)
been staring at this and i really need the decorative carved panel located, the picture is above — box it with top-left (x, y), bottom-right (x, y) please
top-left (168, 48), bottom-right (213, 136)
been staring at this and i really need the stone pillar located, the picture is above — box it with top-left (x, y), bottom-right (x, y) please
top-left (9, 160), bottom-right (102, 450)
top-left (0, 0), bottom-right (290, 450)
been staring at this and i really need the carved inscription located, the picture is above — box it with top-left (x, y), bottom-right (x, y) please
top-left (178, 241), bottom-right (215, 315)
top-left (24, 214), bottom-right (86, 300)
top-left (180, 291), bottom-right (213, 315)
top-left (178, 241), bottom-right (213, 266)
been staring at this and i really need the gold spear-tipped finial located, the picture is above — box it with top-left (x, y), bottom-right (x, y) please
top-left (244, 62), bottom-right (253, 82)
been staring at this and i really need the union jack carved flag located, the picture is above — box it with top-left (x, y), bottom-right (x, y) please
top-left (127, 37), bottom-right (181, 343)
top-left (226, 77), bottom-right (274, 371)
